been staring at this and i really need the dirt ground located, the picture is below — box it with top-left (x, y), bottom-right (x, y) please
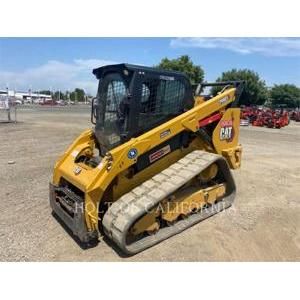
top-left (0, 106), bottom-right (299, 261)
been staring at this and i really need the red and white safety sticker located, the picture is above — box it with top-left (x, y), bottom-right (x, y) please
top-left (149, 145), bottom-right (171, 163)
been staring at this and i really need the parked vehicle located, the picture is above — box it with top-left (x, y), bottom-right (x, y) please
top-left (40, 100), bottom-right (58, 106)
top-left (241, 106), bottom-right (290, 129)
top-left (13, 99), bottom-right (22, 105)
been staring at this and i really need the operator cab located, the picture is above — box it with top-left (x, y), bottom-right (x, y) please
top-left (92, 64), bottom-right (193, 155)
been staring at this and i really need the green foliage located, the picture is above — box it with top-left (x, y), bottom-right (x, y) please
top-left (70, 88), bottom-right (85, 102)
top-left (53, 91), bottom-right (66, 100)
top-left (212, 69), bottom-right (269, 106)
top-left (156, 55), bottom-right (204, 84)
top-left (270, 84), bottom-right (300, 108)
top-left (34, 88), bottom-right (87, 102)
top-left (37, 90), bottom-right (51, 95)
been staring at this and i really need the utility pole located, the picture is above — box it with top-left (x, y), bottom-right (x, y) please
top-left (50, 86), bottom-right (53, 105)
top-left (29, 85), bottom-right (32, 104)
top-left (83, 89), bottom-right (87, 104)
top-left (6, 86), bottom-right (11, 121)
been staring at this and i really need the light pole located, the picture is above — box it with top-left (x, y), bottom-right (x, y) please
top-left (67, 89), bottom-right (71, 105)
top-left (83, 88), bottom-right (87, 104)
top-left (29, 85), bottom-right (32, 104)
top-left (6, 86), bottom-right (11, 121)
top-left (50, 86), bottom-right (53, 105)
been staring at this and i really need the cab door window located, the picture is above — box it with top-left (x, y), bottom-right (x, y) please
top-left (139, 78), bottom-right (185, 127)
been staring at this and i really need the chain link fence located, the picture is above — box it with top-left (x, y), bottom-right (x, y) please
top-left (0, 95), bottom-right (17, 123)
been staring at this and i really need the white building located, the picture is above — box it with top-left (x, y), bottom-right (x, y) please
top-left (0, 89), bottom-right (52, 103)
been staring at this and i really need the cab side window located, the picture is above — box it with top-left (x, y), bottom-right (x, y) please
top-left (139, 78), bottom-right (185, 127)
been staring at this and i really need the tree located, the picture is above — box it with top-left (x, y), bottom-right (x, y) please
top-left (70, 88), bottom-right (85, 102)
top-left (53, 90), bottom-right (66, 101)
top-left (212, 69), bottom-right (269, 106)
top-left (37, 90), bottom-right (51, 95)
top-left (270, 84), bottom-right (300, 108)
top-left (156, 55), bottom-right (204, 84)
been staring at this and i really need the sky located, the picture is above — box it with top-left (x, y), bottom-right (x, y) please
top-left (0, 37), bottom-right (300, 95)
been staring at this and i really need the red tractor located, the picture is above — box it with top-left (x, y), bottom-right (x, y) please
top-left (291, 110), bottom-right (300, 122)
top-left (266, 110), bottom-right (289, 128)
top-left (252, 110), bottom-right (265, 127)
top-left (241, 106), bottom-right (290, 128)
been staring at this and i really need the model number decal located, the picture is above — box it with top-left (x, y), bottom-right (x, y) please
top-left (159, 75), bottom-right (174, 81)
top-left (160, 129), bottom-right (171, 139)
top-left (219, 96), bottom-right (229, 105)
top-left (149, 145), bottom-right (171, 163)
top-left (220, 120), bottom-right (234, 141)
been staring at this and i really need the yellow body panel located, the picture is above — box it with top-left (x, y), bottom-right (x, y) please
top-left (52, 87), bottom-right (242, 231)
top-left (212, 108), bottom-right (242, 169)
top-left (212, 108), bottom-right (240, 152)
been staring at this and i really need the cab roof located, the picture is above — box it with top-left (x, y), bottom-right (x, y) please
top-left (92, 63), bottom-right (190, 81)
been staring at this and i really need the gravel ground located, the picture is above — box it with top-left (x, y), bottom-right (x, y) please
top-left (0, 106), bottom-right (299, 261)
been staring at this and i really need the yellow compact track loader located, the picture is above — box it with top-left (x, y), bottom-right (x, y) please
top-left (50, 64), bottom-right (244, 254)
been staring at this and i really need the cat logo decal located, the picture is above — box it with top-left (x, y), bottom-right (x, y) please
top-left (220, 119), bottom-right (234, 141)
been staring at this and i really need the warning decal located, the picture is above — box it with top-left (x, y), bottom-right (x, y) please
top-left (149, 145), bottom-right (171, 163)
